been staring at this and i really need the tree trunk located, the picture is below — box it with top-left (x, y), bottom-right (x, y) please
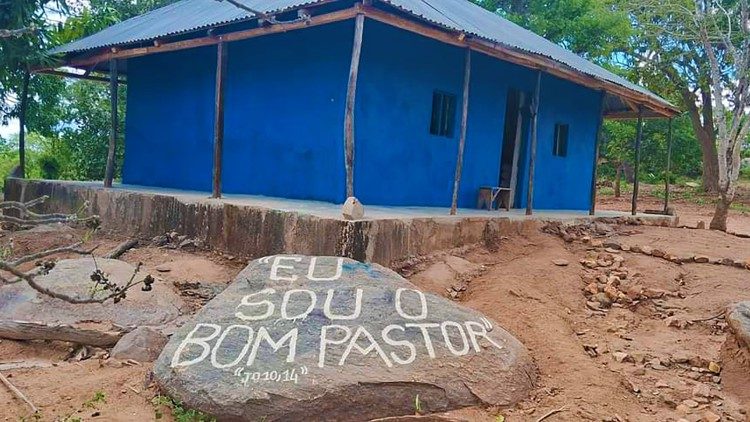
top-left (709, 194), bottom-right (731, 231)
top-left (697, 130), bottom-right (720, 193)
top-left (614, 164), bottom-right (622, 198)
top-left (681, 88), bottom-right (719, 193)
top-left (17, 70), bottom-right (30, 179)
top-left (0, 320), bottom-right (125, 347)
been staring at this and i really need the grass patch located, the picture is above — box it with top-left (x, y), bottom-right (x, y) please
top-left (730, 202), bottom-right (750, 213)
top-left (152, 395), bottom-right (216, 422)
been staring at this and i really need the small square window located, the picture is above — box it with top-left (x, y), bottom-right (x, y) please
top-left (429, 91), bottom-right (456, 137)
top-left (553, 123), bottom-right (569, 157)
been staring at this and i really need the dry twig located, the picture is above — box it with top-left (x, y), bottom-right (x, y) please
top-left (0, 370), bottom-right (38, 414)
top-left (536, 406), bottom-right (568, 422)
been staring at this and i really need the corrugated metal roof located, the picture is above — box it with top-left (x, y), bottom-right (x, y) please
top-left (50, 0), bottom-right (318, 54)
top-left (51, 0), bottom-right (673, 111)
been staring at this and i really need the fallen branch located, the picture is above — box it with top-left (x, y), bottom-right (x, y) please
top-left (0, 320), bottom-right (126, 347)
top-left (10, 241), bottom-right (96, 266)
top-left (536, 406), bottom-right (568, 422)
top-left (0, 195), bottom-right (151, 304)
top-left (0, 370), bottom-right (38, 414)
top-left (0, 260), bottom-right (148, 304)
top-left (105, 239), bottom-right (138, 259)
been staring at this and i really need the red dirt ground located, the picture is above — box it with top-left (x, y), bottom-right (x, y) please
top-left (1, 187), bottom-right (749, 421)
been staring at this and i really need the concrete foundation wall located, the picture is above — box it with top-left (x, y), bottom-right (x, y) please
top-left (4, 179), bottom-right (538, 266)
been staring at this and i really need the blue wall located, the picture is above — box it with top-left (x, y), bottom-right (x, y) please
top-left (124, 46), bottom-right (216, 191)
top-left (221, 22), bottom-right (351, 203)
top-left (514, 75), bottom-right (602, 210)
top-left (123, 19), bottom-right (602, 210)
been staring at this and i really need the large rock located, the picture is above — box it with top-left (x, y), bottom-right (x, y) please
top-left (154, 256), bottom-right (535, 421)
top-left (727, 301), bottom-right (750, 350)
top-left (0, 258), bottom-right (182, 328)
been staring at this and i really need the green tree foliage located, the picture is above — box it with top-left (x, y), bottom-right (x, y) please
top-left (600, 117), bottom-right (702, 184)
top-left (0, 0), bottom-right (176, 182)
top-left (473, 0), bottom-right (632, 62)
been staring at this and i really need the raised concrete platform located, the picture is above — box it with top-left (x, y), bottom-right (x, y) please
top-left (4, 179), bottom-right (676, 265)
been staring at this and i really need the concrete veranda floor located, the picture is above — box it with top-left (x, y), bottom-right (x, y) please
top-left (41, 180), bottom-right (674, 223)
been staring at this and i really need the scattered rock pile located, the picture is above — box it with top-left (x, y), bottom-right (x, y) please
top-left (543, 221), bottom-right (750, 272)
top-left (151, 231), bottom-right (204, 250)
top-left (576, 247), bottom-right (681, 313)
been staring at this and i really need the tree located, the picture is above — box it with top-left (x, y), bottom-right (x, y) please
top-left (622, 0), bottom-right (744, 194)
top-left (697, 0), bottom-right (750, 229)
top-left (629, 0), bottom-right (749, 229)
top-left (1, 0), bottom-right (68, 177)
top-left (475, 0), bottom-right (632, 63)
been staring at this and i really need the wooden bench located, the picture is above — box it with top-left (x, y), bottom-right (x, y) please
top-left (477, 186), bottom-right (511, 211)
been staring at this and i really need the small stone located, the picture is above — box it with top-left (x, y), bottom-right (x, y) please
top-left (613, 352), bottom-right (631, 363)
top-left (640, 246), bottom-right (653, 255)
top-left (696, 220), bottom-right (706, 229)
top-left (593, 292), bottom-right (612, 308)
top-left (692, 383), bottom-right (712, 398)
top-left (649, 358), bottom-right (668, 370)
top-left (620, 244), bottom-right (631, 252)
top-left (151, 235), bottom-right (169, 246)
top-left (682, 399), bottom-right (699, 408)
top-left (603, 285), bottom-right (620, 301)
top-left (633, 367), bottom-right (646, 376)
top-left (155, 264), bottom-right (171, 272)
top-left (178, 239), bottom-right (195, 249)
top-left (111, 327), bottom-right (168, 362)
top-left (655, 380), bottom-right (670, 388)
top-left (651, 248), bottom-right (666, 258)
top-left (676, 404), bottom-right (692, 415)
top-left (585, 282), bottom-right (599, 295)
top-left (701, 410), bottom-right (720, 422)
top-left (552, 259), bottom-right (569, 267)
top-left (341, 196), bottom-right (365, 220)
top-left (708, 361), bottom-right (721, 374)
top-left (590, 239), bottom-right (604, 247)
top-left (631, 245), bottom-right (643, 253)
top-left (694, 255), bottom-right (710, 263)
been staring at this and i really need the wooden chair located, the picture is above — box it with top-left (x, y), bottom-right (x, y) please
top-left (477, 186), bottom-right (511, 211)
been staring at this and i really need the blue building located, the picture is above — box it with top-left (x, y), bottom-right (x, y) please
top-left (49, 0), bottom-right (678, 212)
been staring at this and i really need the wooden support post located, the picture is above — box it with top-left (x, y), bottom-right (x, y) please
top-left (525, 70), bottom-right (542, 216)
top-left (631, 107), bottom-right (644, 215)
top-left (17, 70), bottom-right (30, 179)
top-left (589, 91), bottom-right (606, 215)
top-left (664, 117), bottom-right (673, 214)
top-left (450, 49), bottom-right (472, 215)
top-left (104, 59), bottom-right (118, 187)
top-left (344, 13), bottom-right (365, 199)
top-left (212, 42), bottom-right (227, 199)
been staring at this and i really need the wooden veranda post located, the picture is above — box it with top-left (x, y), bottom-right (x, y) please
top-left (212, 42), bottom-right (227, 199)
top-left (18, 70), bottom-right (30, 179)
top-left (631, 107), bottom-right (644, 215)
top-left (664, 117), bottom-right (673, 214)
top-left (104, 59), bottom-right (118, 188)
top-left (344, 13), bottom-right (365, 198)
top-left (525, 70), bottom-right (541, 216)
top-left (450, 48), bottom-right (472, 215)
top-left (589, 91), bottom-right (606, 215)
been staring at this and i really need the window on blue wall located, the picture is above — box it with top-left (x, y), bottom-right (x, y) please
top-left (553, 123), bottom-right (569, 157)
top-left (429, 91), bottom-right (457, 137)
